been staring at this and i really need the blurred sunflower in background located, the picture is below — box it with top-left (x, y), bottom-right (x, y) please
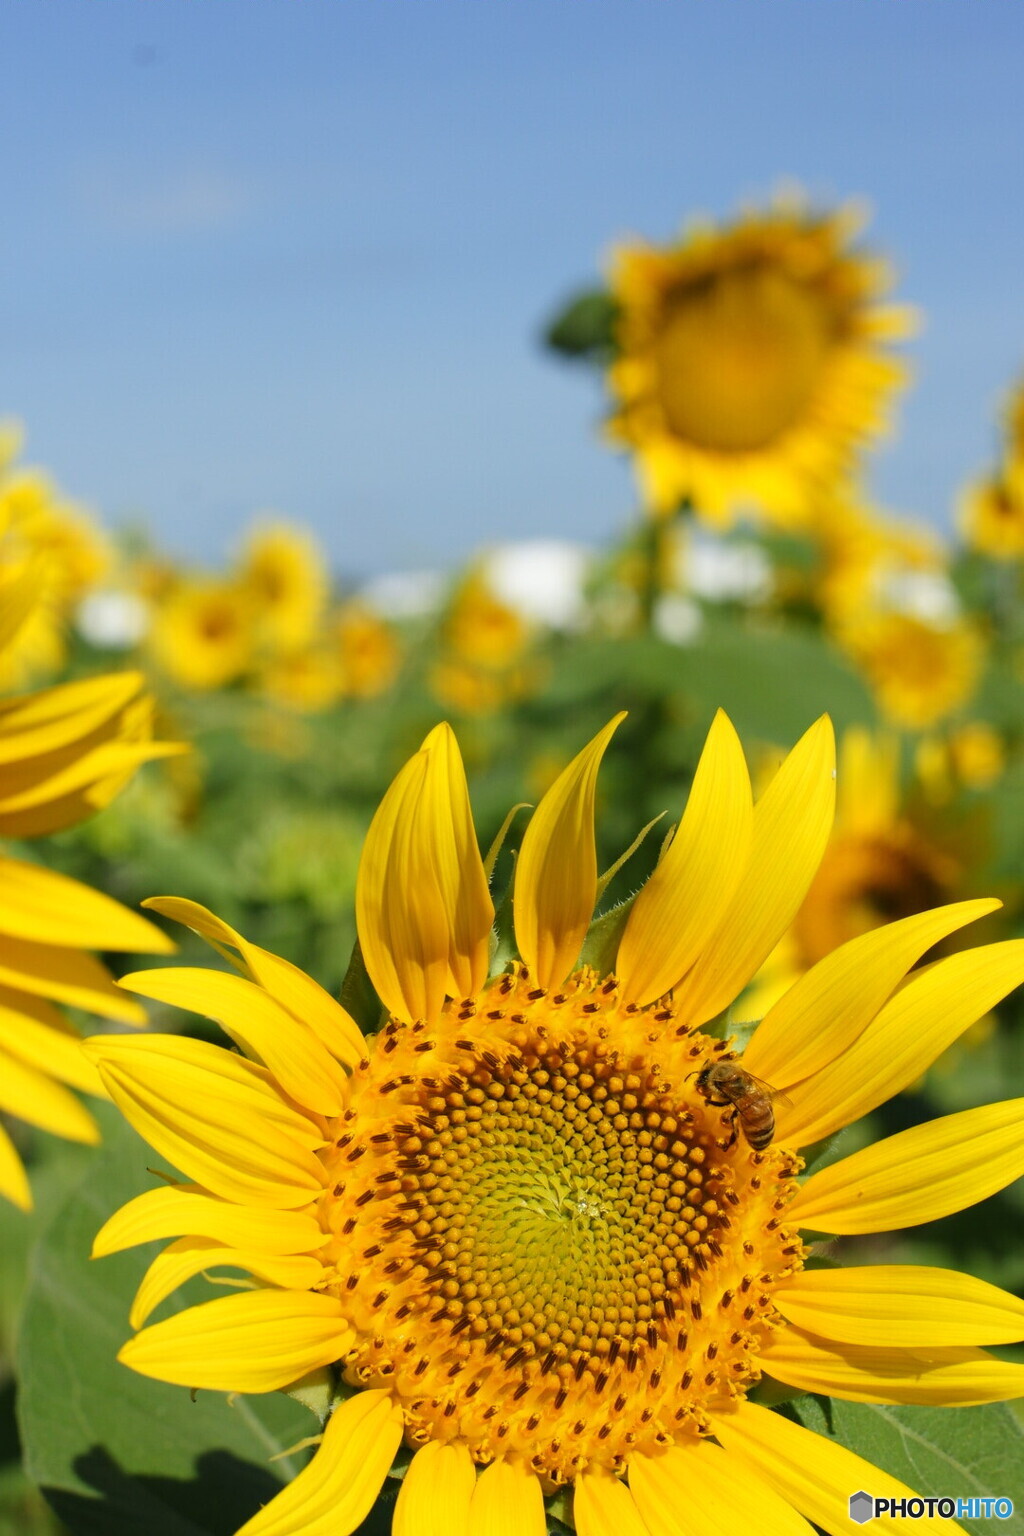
top-left (811, 492), bottom-right (947, 627)
top-left (148, 576), bottom-right (254, 692)
top-left (237, 520), bottom-right (330, 654)
top-left (835, 608), bottom-right (985, 732)
top-left (256, 645), bottom-right (346, 714)
top-left (0, 426), bottom-right (110, 690)
top-left (87, 712), bottom-right (1024, 1536)
top-left (335, 603), bottom-right (401, 700)
top-left (430, 571), bottom-right (537, 717)
top-left (746, 726), bottom-right (986, 1016)
top-left (0, 561), bottom-right (185, 1208)
top-left (604, 197), bottom-right (915, 526)
top-left (959, 373), bottom-right (1024, 561)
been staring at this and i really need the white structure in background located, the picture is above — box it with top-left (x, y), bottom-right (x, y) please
top-left (482, 539), bottom-right (593, 631)
top-left (75, 590), bottom-right (150, 649)
top-left (357, 568), bottom-right (448, 619)
top-left (677, 532), bottom-right (773, 604)
top-left (653, 593), bottom-right (703, 646)
top-left (878, 569), bottom-right (962, 625)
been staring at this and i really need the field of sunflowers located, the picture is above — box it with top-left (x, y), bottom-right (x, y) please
top-left (2, 196), bottom-right (1024, 1536)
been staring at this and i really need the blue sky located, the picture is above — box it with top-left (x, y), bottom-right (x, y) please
top-left (2, 2), bottom-right (1023, 577)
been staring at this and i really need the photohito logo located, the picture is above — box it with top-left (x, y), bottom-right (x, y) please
top-left (849, 1491), bottom-right (1015, 1523)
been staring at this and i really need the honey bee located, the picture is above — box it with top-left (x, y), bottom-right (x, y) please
top-left (693, 1062), bottom-right (785, 1150)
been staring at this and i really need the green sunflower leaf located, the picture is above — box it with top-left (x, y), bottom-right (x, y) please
top-left (17, 1102), bottom-right (314, 1536)
top-left (788, 1396), bottom-right (1024, 1536)
top-left (543, 288), bottom-right (618, 361)
top-left (579, 895), bottom-right (635, 976)
top-left (487, 864), bottom-right (520, 980)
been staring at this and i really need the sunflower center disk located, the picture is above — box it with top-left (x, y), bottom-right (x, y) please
top-left (655, 264), bottom-right (833, 452)
top-left (319, 971), bottom-right (804, 1484)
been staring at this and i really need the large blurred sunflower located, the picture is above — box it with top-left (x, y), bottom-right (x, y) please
top-left (605, 198), bottom-right (914, 526)
top-left (88, 712), bottom-right (1024, 1535)
top-left (0, 568), bottom-right (185, 1207)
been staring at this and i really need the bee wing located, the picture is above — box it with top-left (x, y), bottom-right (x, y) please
top-left (740, 1069), bottom-right (793, 1110)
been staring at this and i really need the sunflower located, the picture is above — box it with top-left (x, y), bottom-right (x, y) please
top-left (0, 632), bottom-right (186, 1207)
top-left (429, 656), bottom-right (534, 717)
top-left (236, 521), bottom-right (330, 655)
top-left (958, 468), bottom-right (1024, 561)
top-left (85, 711), bottom-right (1024, 1534)
top-left (335, 604), bottom-right (401, 700)
top-left (944, 722), bottom-right (1006, 793)
top-left (444, 572), bottom-right (531, 672)
top-left (1006, 378), bottom-right (1024, 461)
top-left (0, 457), bottom-right (110, 689)
top-left (835, 608), bottom-right (984, 731)
top-left (605, 198), bottom-right (914, 527)
top-left (148, 576), bottom-right (254, 691)
top-left (256, 646), bottom-right (346, 714)
top-left (430, 573), bottom-right (536, 715)
top-left (811, 493), bottom-right (946, 627)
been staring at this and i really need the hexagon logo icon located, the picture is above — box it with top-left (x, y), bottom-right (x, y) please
top-left (849, 1491), bottom-right (874, 1524)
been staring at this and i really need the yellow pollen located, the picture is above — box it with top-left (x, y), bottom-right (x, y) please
top-left (317, 969), bottom-right (804, 1483)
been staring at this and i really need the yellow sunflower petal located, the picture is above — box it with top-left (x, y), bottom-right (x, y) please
top-left (236, 1389), bottom-right (403, 1536)
top-left (130, 1238), bottom-right (327, 1328)
top-left (0, 856), bottom-right (174, 953)
top-left (355, 748), bottom-right (451, 1023)
top-left (671, 716), bottom-right (835, 1028)
top-left (789, 1097), bottom-right (1024, 1234)
top-left (93, 1184), bottom-right (323, 1258)
top-left (574, 1468), bottom-right (650, 1536)
top-left (628, 1442), bottom-right (813, 1536)
top-left (0, 558), bottom-right (42, 653)
top-left (777, 940), bottom-right (1024, 1147)
top-left (760, 1328), bottom-right (1024, 1405)
top-left (514, 714), bottom-right (625, 991)
top-left (393, 1440), bottom-right (476, 1536)
top-left (0, 984), bottom-right (69, 1030)
top-left (141, 897), bottom-right (366, 1069)
top-left (0, 935), bottom-right (146, 1023)
top-left (119, 1288), bottom-right (353, 1392)
top-left (0, 1121), bottom-right (32, 1211)
top-left (0, 739), bottom-right (186, 839)
top-left (420, 722), bottom-right (494, 1000)
top-left (711, 1399), bottom-right (965, 1535)
top-left (84, 1034), bottom-right (326, 1208)
top-left (245, 943), bottom-right (365, 1070)
top-left (0, 999), bottom-right (106, 1097)
top-left (616, 710), bottom-right (753, 1007)
top-left (0, 1051), bottom-right (99, 1143)
top-left (774, 1264), bottom-right (1024, 1348)
top-left (468, 1458), bottom-right (546, 1536)
top-left (744, 898), bottom-right (1001, 1088)
top-left (0, 671), bottom-right (144, 759)
top-left (119, 968), bottom-right (348, 1116)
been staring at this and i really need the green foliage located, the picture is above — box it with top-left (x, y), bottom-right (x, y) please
top-left (542, 288), bottom-right (618, 361)
top-left (17, 1106), bottom-right (314, 1536)
top-left (789, 1397), bottom-right (1024, 1536)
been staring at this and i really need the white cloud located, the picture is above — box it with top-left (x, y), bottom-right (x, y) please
top-left (74, 160), bottom-right (254, 237)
